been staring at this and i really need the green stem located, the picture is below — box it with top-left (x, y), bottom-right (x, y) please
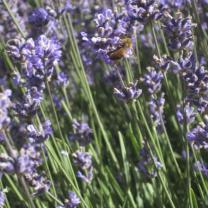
top-left (46, 80), bottom-right (64, 141)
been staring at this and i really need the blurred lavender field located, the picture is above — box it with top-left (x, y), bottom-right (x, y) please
top-left (0, 0), bottom-right (208, 207)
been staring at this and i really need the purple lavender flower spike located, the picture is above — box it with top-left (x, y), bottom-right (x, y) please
top-left (126, 0), bottom-right (163, 23)
top-left (187, 116), bottom-right (208, 149)
top-left (138, 144), bottom-right (162, 180)
top-left (0, 153), bottom-right (15, 174)
top-left (56, 72), bottom-right (69, 87)
top-left (162, 12), bottom-right (195, 51)
top-left (149, 93), bottom-right (165, 131)
top-left (72, 150), bottom-right (93, 183)
top-left (141, 67), bottom-right (163, 94)
top-left (176, 103), bottom-right (196, 125)
top-left (57, 191), bottom-right (80, 208)
top-left (27, 120), bottom-right (52, 144)
top-left (29, 8), bottom-right (49, 27)
top-left (69, 120), bottom-right (93, 146)
top-left (114, 81), bottom-right (142, 102)
top-left (81, 8), bottom-right (136, 63)
top-left (7, 35), bottom-right (62, 84)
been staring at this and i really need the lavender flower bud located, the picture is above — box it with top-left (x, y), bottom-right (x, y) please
top-left (69, 120), bottom-right (93, 146)
top-left (187, 116), bottom-right (208, 149)
top-left (141, 67), bottom-right (163, 94)
top-left (163, 13), bottom-right (195, 51)
top-left (138, 145), bottom-right (162, 179)
top-left (72, 150), bottom-right (93, 183)
top-left (176, 103), bottom-right (196, 125)
top-left (114, 81), bottom-right (142, 102)
top-left (27, 120), bottom-right (52, 144)
top-left (149, 93), bottom-right (165, 131)
top-left (126, 0), bottom-right (163, 23)
top-left (57, 191), bottom-right (80, 208)
top-left (29, 8), bottom-right (49, 27)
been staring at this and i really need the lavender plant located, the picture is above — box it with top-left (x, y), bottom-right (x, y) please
top-left (0, 0), bottom-right (208, 208)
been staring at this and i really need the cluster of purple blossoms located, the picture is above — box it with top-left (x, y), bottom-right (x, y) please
top-left (56, 72), bottom-right (69, 87)
top-left (28, 6), bottom-right (65, 39)
top-left (57, 191), bottom-right (80, 208)
top-left (69, 120), bottom-right (93, 146)
top-left (155, 51), bottom-right (208, 113)
top-left (7, 34), bottom-right (61, 117)
top-left (7, 35), bottom-right (61, 85)
top-left (4, 32), bottom-right (61, 195)
top-left (186, 117), bottom-right (208, 149)
top-left (176, 103), bottom-right (196, 125)
top-left (72, 150), bottom-right (93, 183)
top-left (27, 120), bottom-right (52, 144)
top-left (141, 67), bottom-right (165, 131)
top-left (149, 93), bottom-right (165, 131)
top-left (162, 12), bottom-right (195, 51)
top-left (0, 143), bottom-right (50, 195)
top-left (183, 65), bottom-right (208, 113)
top-left (81, 8), bottom-right (135, 63)
top-left (29, 8), bottom-right (49, 28)
top-left (125, 0), bottom-right (163, 23)
top-left (114, 80), bottom-right (142, 102)
top-left (140, 67), bottom-right (163, 94)
top-left (138, 144), bottom-right (162, 179)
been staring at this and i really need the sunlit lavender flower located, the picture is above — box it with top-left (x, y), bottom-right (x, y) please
top-left (14, 87), bottom-right (43, 119)
top-left (81, 8), bottom-right (135, 63)
top-left (16, 145), bottom-right (42, 174)
top-left (126, 0), bottom-right (163, 23)
top-left (163, 12), bottom-right (195, 51)
top-left (0, 190), bottom-right (5, 208)
top-left (72, 150), bottom-right (93, 183)
top-left (56, 72), bottom-right (69, 87)
top-left (29, 8), bottom-right (49, 27)
top-left (27, 120), bottom-right (52, 144)
top-left (18, 145), bottom-right (50, 195)
top-left (7, 35), bottom-right (62, 84)
top-left (187, 117), bottom-right (208, 149)
top-left (138, 145), bottom-right (162, 179)
top-left (69, 120), bottom-right (93, 146)
top-left (194, 161), bottom-right (208, 177)
top-left (57, 191), bottom-right (80, 208)
top-left (183, 65), bottom-right (208, 112)
top-left (141, 67), bottom-right (163, 94)
top-left (0, 89), bottom-right (12, 129)
top-left (114, 81), bottom-right (142, 101)
top-left (149, 93), bottom-right (165, 131)
top-left (0, 153), bottom-right (15, 174)
top-left (176, 103), bottom-right (196, 125)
